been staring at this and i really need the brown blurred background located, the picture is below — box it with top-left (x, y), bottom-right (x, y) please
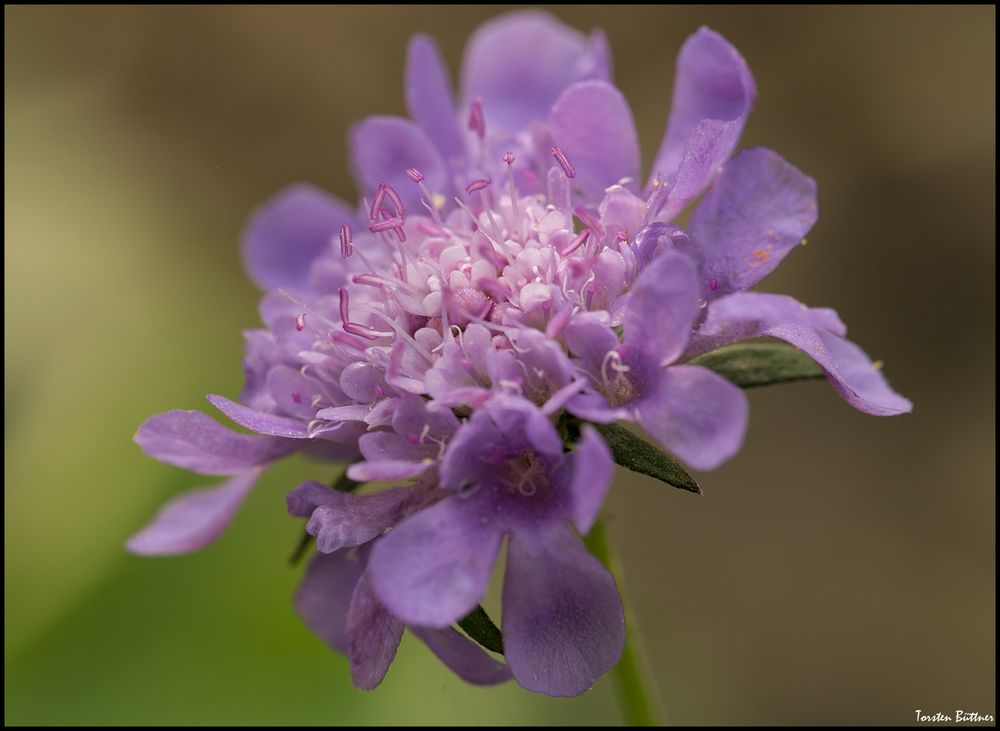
top-left (5, 5), bottom-right (995, 726)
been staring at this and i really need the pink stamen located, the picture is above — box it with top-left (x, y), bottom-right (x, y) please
top-left (381, 183), bottom-right (405, 218)
top-left (615, 230), bottom-right (628, 243)
top-left (291, 392), bottom-right (303, 404)
top-left (329, 330), bottom-right (368, 350)
top-left (338, 288), bottom-right (350, 323)
top-left (709, 278), bottom-right (720, 292)
top-left (467, 97), bottom-right (485, 140)
top-left (295, 313), bottom-right (307, 331)
top-left (369, 183), bottom-right (387, 221)
top-left (339, 223), bottom-right (353, 258)
top-left (370, 216), bottom-right (405, 233)
top-left (503, 152), bottom-right (516, 166)
top-left (416, 220), bottom-right (441, 237)
top-left (574, 206), bottom-right (602, 234)
top-left (551, 145), bottom-right (576, 179)
top-left (465, 178), bottom-right (491, 194)
top-left (352, 274), bottom-right (382, 287)
top-left (343, 322), bottom-right (385, 340)
top-left (406, 167), bottom-right (424, 183)
top-left (559, 229), bottom-right (589, 257)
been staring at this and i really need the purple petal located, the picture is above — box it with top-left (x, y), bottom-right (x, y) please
top-left (564, 312), bottom-right (620, 378)
top-left (690, 147), bottom-right (818, 295)
top-left (368, 495), bottom-right (503, 627)
top-left (134, 410), bottom-right (295, 475)
top-left (649, 27), bottom-right (755, 191)
top-left (338, 362), bottom-right (383, 403)
top-left (126, 470), bottom-right (260, 555)
top-left (548, 81), bottom-right (640, 203)
top-left (349, 116), bottom-right (446, 217)
top-left (392, 393), bottom-right (459, 441)
top-left (631, 222), bottom-right (692, 272)
top-left (239, 330), bottom-right (281, 412)
top-left (655, 118), bottom-right (743, 223)
top-left (286, 479), bottom-right (338, 517)
top-left (294, 550), bottom-right (366, 654)
top-left (314, 404), bottom-right (370, 423)
top-left (207, 394), bottom-right (310, 438)
top-left (302, 484), bottom-right (414, 553)
top-left (634, 364), bottom-right (749, 471)
top-left (589, 249), bottom-right (628, 314)
top-left (624, 250), bottom-right (700, 366)
top-left (502, 526), bottom-right (624, 697)
top-left (486, 396), bottom-right (563, 457)
top-left (566, 391), bottom-right (631, 424)
top-left (346, 459), bottom-right (429, 483)
top-left (599, 187), bottom-right (646, 244)
top-left (264, 364), bottom-right (318, 421)
top-left (357, 430), bottom-right (431, 463)
top-left (509, 328), bottom-right (574, 403)
top-left (346, 572), bottom-right (405, 691)
top-left (411, 626), bottom-right (512, 686)
top-left (691, 292), bottom-right (912, 415)
top-left (568, 426), bottom-right (615, 534)
top-left (241, 184), bottom-right (354, 291)
top-left (460, 10), bottom-right (610, 134)
top-left (406, 35), bottom-right (464, 162)
top-left (437, 410), bottom-right (504, 492)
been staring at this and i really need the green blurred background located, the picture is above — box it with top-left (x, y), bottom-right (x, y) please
top-left (5, 5), bottom-right (995, 725)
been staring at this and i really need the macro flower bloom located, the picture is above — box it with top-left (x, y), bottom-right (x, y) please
top-left (130, 9), bottom-right (911, 699)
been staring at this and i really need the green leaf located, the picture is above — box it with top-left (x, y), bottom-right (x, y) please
top-left (690, 342), bottom-right (823, 388)
top-left (332, 471), bottom-right (361, 493)
top-left (287, 532), bottom-right (314, 567)
top-left (457, 605), bottom-right (504, 655)
top-left (594, 423), bottom-right (701, 494)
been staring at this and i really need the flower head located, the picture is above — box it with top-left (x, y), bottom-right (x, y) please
top-left (129, 9), bottom-right (910, 699)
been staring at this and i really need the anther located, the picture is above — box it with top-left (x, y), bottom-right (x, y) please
top-left (369, 183), bottom-right (387, 221)
top-left (559, 230), bottom-right (589, 257)
top-left (467, 97), bottom-right (485, 140)
top-left (381, 183), bottom-right (405, 218)
top-left (339, 223), bottom-right (353, 258)
top-left (338, 288), bottom-right (350, 323)
top-left (465, 178), bottom-right (491, 194)
top-left (370, 216), bottom-right (405, 233)
top-left (295, 313), bottom-right (307, 332)
top-left (574, 206), bottom-right (603, 236)
top-left (551, 145), bottom-right (576, 179)
top-left (406, 168), bottom-right (424, 183)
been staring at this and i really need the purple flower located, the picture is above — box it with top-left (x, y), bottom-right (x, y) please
top-left (564, 250), bottom-right (748, 471)
top-left (367, 397), bottom-right (620, 696)
top-left (288, 478), bottom-right (511, 689)
top-left (129, 9), bottom-right (910, 702)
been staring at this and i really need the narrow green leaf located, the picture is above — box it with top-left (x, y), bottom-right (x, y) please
top-left (457, 605), bottom-right (504, 655)
top-left (332, 471), bottom-right (361, 493)
top-left (690, 342), bottom-right (823, 388)
top-left (594, 423), bottom-right (701, 494)
top-left (288, 531), bottom-right (314, 567)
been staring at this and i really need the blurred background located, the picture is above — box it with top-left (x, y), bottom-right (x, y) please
top-left (5, 5), bottom-right (995, 725)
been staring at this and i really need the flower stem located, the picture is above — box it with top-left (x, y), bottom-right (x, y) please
top-left (585, 517), bottom-right (665, 727)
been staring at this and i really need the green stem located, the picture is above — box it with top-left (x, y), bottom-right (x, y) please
top-left (585, 517), bottom-right (664, 727)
